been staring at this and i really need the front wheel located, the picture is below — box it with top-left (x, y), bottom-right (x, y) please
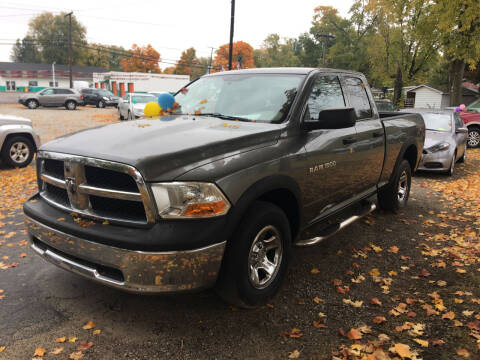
top-left (65, 100), bottom-right (76, 110)
top-left (118, 109), bottom-right (125, 120)
top-left (216, 201), bottom-right (291, 308)
top-left (467, 127), bottom-right (480, 148)
top-left (1, 136), bottom-right (35, 168)
top-left (27, 99), bottom-right (38, 109)
top-left (446, 153), bottom-right (456, 176)
top-left (97, 100), bottom-right (105, 108)
top-left (378, 159), bottom-right (412, 213)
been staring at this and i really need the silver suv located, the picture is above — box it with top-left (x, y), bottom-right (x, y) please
top-left (0, 113), bottom-right (40, 167)
top-left (19, 88), bottom-right (83, 110)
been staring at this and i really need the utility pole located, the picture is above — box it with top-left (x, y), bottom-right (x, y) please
top-left (208, 47), bottom-right (215, 74)
top-left (65, 12), bottom-right (73, 88)
top-left (228, 0), bottom-right (235, 70)
top-left (52, 62), bottom-right (55, 87)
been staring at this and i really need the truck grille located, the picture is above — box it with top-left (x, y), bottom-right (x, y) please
top-left (37, 151), bottom-right (156, 225)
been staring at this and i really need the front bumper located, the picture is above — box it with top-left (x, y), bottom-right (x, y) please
top-left (417, 151), bottom-right (452, 172)
top-left (25, 215), bottom-right (226, 293)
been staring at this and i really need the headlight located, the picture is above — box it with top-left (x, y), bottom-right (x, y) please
top-left (150, 182), bottom-right (231, 218)
top-left (428, 142), bottom-right (450, 152)
top-left (103, 96), bottom-right (109, 100)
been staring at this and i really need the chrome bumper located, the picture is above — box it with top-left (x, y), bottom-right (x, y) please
top-left (25, 216), bottom-right (226, 293)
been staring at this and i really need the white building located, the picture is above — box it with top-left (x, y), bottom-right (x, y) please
top-left (92, 72), bottom-right (190, 96)
top-left (0, 62), bottom-right (107, 92)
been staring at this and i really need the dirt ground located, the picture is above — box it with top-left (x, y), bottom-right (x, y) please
top-left (0, 106), bottom-right (479, 359)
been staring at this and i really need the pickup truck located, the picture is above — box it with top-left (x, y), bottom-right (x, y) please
top-left (23, 68), bottom-right (425, 307)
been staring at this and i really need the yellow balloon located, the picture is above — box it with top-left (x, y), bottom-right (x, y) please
top-left (144, 102), bottom-right (161, 117)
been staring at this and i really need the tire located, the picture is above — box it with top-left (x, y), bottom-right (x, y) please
top-left (127, 111), bottom-right (133, 120)
top-left (65, 100), bottom-right (76, 110)
top-left (467, 127), bottom-right (480, 148)
top-left (458, 149), bottom-right (466, 163)
top-left (97, 100), bottom-right (105, 108)
top-left (118, 110), bottom-right (125, 120)
top-left (215, 201), bottom-right (291, 308)
top-left (1, 136), bottom-right (35, 168)
top-left (26, 99), bottom-right (38, 109)
top-left (378, 159), bottom-right (412, 213)
top-left (447, 152), bottom-right (456, 176)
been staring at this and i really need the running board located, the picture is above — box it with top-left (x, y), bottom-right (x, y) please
top-left (295, 202), bottom-right (376, 247)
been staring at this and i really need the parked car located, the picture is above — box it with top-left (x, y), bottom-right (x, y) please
top-left (466, 98), bottom-right (480, 113)
top-left (18, 88), bottom-right (83, 110)
top-left (412, 110), bottom-right (468, 175)
top-left (117, 93), bottom-right (157, 120)
top-left (24, 68), bottom-right (425, 307)
top-left (0, 114), bottom-right (40, 167)
top-left (460, 111), bottom-right (480, 148)
top-left (375, 99), bottom-right (397, 112)
top-left (80, 88), bottom-right (119, 108)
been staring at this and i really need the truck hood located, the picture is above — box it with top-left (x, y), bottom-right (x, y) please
top-left (0, 113), bottom-right (32, 126)
top-left (40, 115), bottom-right (281, 181)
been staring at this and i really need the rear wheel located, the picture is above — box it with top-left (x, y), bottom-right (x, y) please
top-left (378, 159), bottom-right (411, 213)
top-left (27, 99), bottom-right (38, 109)
top-left (97, 100), bottom-right (105, 108)
top-left (65, 100), bottom-right (76, 110)
top-left (1, 136), bottom-right (34, 168)
top-left (458, 149), bottom-right (466, 163)
top-left (467, 127), bottom-right (480, 148)
top-left (216, 201), bottom-right (291, 308)
top-left (118, 109), bottom-right (125, 120)
top-left (127, 111), bottom-right (133, 120)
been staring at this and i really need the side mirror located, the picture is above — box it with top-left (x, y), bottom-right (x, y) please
top-left (456, 127), bottom-right (468, 134)
top-left (303, 107), bottom-right (357, 131)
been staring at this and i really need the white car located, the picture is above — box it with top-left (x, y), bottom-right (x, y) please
top-left (117, 93), bottom-right (157, 120)
top-left (0, 114), bottom-right (40, 167)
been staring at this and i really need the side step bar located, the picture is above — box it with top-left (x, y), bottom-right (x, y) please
top-left (295, 202), bottom-right (376, 247)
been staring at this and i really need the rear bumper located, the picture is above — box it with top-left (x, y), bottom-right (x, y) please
top-left (25, 215), bottom-right (226, 293)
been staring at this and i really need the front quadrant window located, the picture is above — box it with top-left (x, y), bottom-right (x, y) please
top-left (174, 74), bottom-right (304, 123)
top-left (305, 75), bottom-right (345, 120)
top-left (344, 77), bottom-right (372, 119)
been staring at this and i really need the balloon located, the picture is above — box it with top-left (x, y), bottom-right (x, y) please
top-left (455, 107), bottom-right (461, 112)
top-left (157, 93), bottom-right (175, 111)
top-left (459, 104), bottom-right (466, 110)
top-left (144, 102), bottom-right (161, 117)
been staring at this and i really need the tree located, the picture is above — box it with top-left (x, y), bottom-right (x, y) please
top-left (254, 34), bottom-right (301, 68)
top-left (175, 47), bottom-right (199, 76)
top-left (84, 43), bottom-right (126, 71)
top-left (27, 12), bottom-right (87, 65)
top-left (120, 44), bottom-right (161, 73)
top-left (433, 0), bottom-right (480, 105)
top-left (10, 36), bottom-right (40, 63)
top-left (214, 41), bottom-right (255, 70)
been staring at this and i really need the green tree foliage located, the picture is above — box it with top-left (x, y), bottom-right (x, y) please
top-left (253, 34), bottom-right (300, 68)
top-left (10, 36), bottom-right (40, 63)
top-left (83, 44), bottom-right (126, 70)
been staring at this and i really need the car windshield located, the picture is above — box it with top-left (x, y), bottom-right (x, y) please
top-left (376, 101), bottom-right (395, 111)
top-left (174, 73), bottom-right (304, 123)
top-left (423, 113), bottom-right (452, 132)
top-left (97, 90), bottom-right (114, 97)
top-left (133, 95), bottom-right (155, 103)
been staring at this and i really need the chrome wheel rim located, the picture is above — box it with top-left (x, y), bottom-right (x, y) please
top-left (9, 142), bottom-right (29, 163)
top-left (99, 101), bottom-right (104, 108)
top-left (67, 102), bottom-right (75, 110)
top-left (397, 170), bottom-right (408, 202)
top-left (27, 100), bottom-right (36, 109)
top-left (468, 131), bottom-right (480, 147)
top-left (248, 225), bottom-right (283, 289)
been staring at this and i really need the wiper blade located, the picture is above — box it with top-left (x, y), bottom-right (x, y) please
top-left (199, 113), bottom-right (251, 122)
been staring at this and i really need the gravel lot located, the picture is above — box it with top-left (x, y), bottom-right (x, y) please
top-left (0, 108), bottom-right (479, 359)
top-left (0, 93), bottom-right (22, 105)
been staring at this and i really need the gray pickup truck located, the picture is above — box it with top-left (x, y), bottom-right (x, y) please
top-left (23, 68), bottom-right (425, 307)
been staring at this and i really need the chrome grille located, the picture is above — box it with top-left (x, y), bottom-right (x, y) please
top-left (37, 151), bottom-right (156, 225)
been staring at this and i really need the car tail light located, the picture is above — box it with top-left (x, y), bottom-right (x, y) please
top-left (80, 95), bottom-right (83, 99)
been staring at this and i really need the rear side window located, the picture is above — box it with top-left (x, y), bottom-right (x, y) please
top-left (305, 75), bottom-right (345, 120)
top-left (82, 89), bottom-right (92, 94)
top-left (344, 77), bottom-right (372, 119)
top-left (55, 89), bottom-right (73, 94)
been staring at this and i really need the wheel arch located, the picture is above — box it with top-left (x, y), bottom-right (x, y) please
top-left (1, 132), bottom-right (37, 153)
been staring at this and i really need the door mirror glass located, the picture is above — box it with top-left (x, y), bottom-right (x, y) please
top-left (304, 107), bottom-right (357, 130)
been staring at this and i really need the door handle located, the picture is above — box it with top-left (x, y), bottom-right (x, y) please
top-left (372, 131), bottom-right (383, 138)
top-left (342, 137), bottom-right (357, 145)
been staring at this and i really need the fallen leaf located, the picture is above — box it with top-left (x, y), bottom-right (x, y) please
top-left (92, 329), bottom-right (101, 335)
top-left (19, 252), bottom-right (27, 258)
top-left (51, 347), bottom-right (64, 355)
top-left (419, 268), bottom-right (431, 277)
top-left (457, 268), bottom-right (467, 274)
top-left (389, 246), bottom-right (399, 253)
top-left (343, 298), bottom-right (363, 308)
top-left (82, 320), bottom-right (96, 330)
top-left (391, 343), bottom-right (412, 358)
top-left (347, 328), bottom-right (362, 340)
top-left (370, 297), bottom-right (382, 306)
top-left (413, 338), bottom-right (428, 347)
top-left (69, 351), bottom-right (84, 360)
top-left (288, 349), bottom-right (300, 359)
top-left (77, 341), bottom-right (93, 351)
top-left (437, 280), bottom-right (447, 287)
top-left (442, 311), bottom-right (455, 320)
top-left (0, 346), bottom-right (5, 353)
top-left (313, 297), bottom-right (323, 304)
top-left (373, 316), bottom-right (387, 324)
top-left (431, 339), bottom-right (445, 346)
top-left (311, 268), bottom-right (320, 274)
top-left (56, 337), bottom-right (66, 343)
top-left (68, 337), bottom-right (77, 343)
top-left (457, 348), bottom-right (470, 358)
top-left (313, 321), bottom-right (328, 329)
top-left (34, 347), bottom-right (46, 357)
top-left (369, 268), bottom-right (380, 277)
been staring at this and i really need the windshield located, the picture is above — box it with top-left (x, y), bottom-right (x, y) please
top-left (423, 113), bottom-right (452, 132)
top-left (133, 95), bottom-right (155, 103)
top-left (174, 73), bottom-right (304, 123)
top-left (467, 99), bottom-right (480, 110)
top-left (97, 90), bottom-right (114, 97)
top-left (376, 101), bottom-right (395, 111)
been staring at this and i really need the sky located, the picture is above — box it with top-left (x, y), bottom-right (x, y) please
top-left (0, 0), bottom-right (354, 68)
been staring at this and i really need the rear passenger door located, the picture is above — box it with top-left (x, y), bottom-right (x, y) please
top-left (54, 89), bottom-right (72, 105)
top-left (342, 76), bottom-right (385, 194)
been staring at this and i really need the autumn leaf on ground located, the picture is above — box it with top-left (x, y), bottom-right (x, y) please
top-left (68, 337), bottom-right (77, 343)
top-left (56, 337), bottom-right (66, 343)
top-left (288, 349), bottom-right (300, 359)
top-left (390, 343), bottom-right (412, 359)
top-left (82, 320), bottom-right (96, 330)
top-left (370, 297), bottom-right (382, 306)
top-left (419, 268), bottom-right (431, 277)
top-left (388, 246), bottom-right (399, 253)
top-left (437, 280), bottom-right (447, 287)
top-left (313, 296), bottom-right (323, 304)
top-left (313, 321), bottom-right (328, 329)
top-left (77, 341), bottom-right (94, 351)
top-left (19, 252), bottom-right (27, 258)
top-left (442, 311), bottom-right (455, 320)
top-left (369, 268), bottom-right (380, 277)
top-left (332, 278), bottom-right (342, 286)
top-left (413, 338), bottom-right (428, 347)
top-left (280, 328), bottom-right (303, 339)
top-left (343, 298), bottom-right (363, 307)
top-left (457, 348), bottom-right (470, 358)
top-left (311, 268), bottom-right (320, 274)
top-left (457, 268), bottom-right (467, 274)
top-left (51, 347), bottom-right (64, 355)
top-left (373, 316), bottom-right (387, 324)
top-left (347, 328), bottom-right (362, 340)
top-left (69, 351), bottom-right (84, 360)
top-left (336, 286), bottom-right (350, 294)
top-left (431, 339), bottom-right (445, 346)
top-left (92, 329), bottom-right (101, 335)
top-left (0, 346), bottom-right (5, 353)
top-left (34, 347), bottom-right (47, 357)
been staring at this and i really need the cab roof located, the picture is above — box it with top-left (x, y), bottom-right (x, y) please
top-left (206, 67), bottom-right (363, 77)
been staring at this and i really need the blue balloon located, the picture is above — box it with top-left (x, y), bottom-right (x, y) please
top-left (157, 93), bottom-right (175, 111)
